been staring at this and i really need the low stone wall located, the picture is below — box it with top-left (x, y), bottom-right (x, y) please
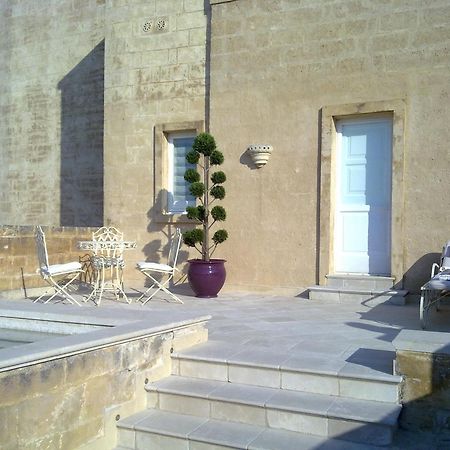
top-left (0, 321), bottom-right (207, 450)
top-left (394, 330), bottom-right (450, 433)
top-left (0, 225), bottom-right (95, 293)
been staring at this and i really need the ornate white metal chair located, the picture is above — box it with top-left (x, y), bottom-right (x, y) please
top-left (34, 226), bottom-right (84, 306)
top-left (86, 226), bottom-right (129, 306)
top-left (136, 228), bottom-right (183, 304)
top-left (420, 241), bottom-right (450, 328)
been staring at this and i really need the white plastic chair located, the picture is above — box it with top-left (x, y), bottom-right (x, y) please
top-left (34, 226), bottom-right (84, 306)
top-left (136, 228), bottom-right (183, 304)
top-left (86, 226), bottom-right (129, 306)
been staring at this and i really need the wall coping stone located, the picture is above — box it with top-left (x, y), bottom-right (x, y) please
top-left (393, 329), bottom-right (450, 355)
top-left (0, 300), bottom-right (210, 373)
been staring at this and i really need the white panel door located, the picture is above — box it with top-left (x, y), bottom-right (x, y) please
top-left (334, 117), bottom-right (392, 275)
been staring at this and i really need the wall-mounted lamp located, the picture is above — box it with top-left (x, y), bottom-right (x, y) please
top-left (247, 144), bottom-right (273, 168)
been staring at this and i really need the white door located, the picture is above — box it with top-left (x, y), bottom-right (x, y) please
top-left (334, 117), bottom-right (392, 275)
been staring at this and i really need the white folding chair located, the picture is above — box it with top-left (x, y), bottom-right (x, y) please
top-left (34, 226), bottom-right (84, 306)
top-left (136, 228), bottom-right (183, 304)
top-left (86, 226), bottom-right (130, 306)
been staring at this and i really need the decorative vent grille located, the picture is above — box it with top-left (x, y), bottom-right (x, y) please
top-left (142, 21), bottom-right (153, 33)
top-left (140, 17), bottom-right (169, 35)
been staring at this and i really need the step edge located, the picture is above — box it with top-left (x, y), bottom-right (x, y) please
top-left (147, 377), bottom-right (401, 424)
top-left (326, 274), bottom-right (395, 281)
top-left (308, 286), bottom-right (408, 296)
top-left (119, 408), bottom-right (399, 447)
top-left (172, 355), bottom-right (401, 383)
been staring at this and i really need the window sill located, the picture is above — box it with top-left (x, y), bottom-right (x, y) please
top-left (154, 212), bottom-right (198, 224)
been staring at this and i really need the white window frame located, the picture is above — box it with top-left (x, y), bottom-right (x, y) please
top-left (167, 131), bottom-right (196, 214)
top-left (154, 121), bottom-right (204, 223)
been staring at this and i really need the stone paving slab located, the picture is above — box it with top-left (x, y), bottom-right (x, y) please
top-left (5, 287), bottom-right (450, 448)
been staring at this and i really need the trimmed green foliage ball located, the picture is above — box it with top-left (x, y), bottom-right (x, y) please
top-left (210, 150), bottom-right (224, 165)
top-left (211, 206), bottom-right (226, 221)
top-left (186, 150), bottom-right (200, 164)
top-left (183, 229), bottom-right (204, 247)
top-left (186, 206), bottom-right (199, 220)
top-left (210, 185), bottom-right (225, 200)
top-left (212, 229), bottom-right (228, 244)
top-left (192, 133), bottom-right (216, 156)
top-left (189, 182), bottom-right (205, 198)
top-left (197, 205), bottom-right (206, 221)
top-left (211, 171), bottom-right (226, 184)
top-left (184, 169), bottom-right (200, 183)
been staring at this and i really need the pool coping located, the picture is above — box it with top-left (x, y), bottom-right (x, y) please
top-left (0, 300), bottom-right (210, 372)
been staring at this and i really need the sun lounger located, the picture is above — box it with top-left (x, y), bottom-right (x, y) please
top-left (420, 241), bottom-right (450, 329)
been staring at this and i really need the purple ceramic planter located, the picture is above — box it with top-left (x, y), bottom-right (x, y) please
top-left (187, 259), bottom-right (226, 298)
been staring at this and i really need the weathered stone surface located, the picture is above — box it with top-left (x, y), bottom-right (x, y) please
top-left (0, 323), bottom-right (205, 449)
top-left (65, 347), bottom-right (118, 385)
top-left (396, 350), bottom-right (450, 432)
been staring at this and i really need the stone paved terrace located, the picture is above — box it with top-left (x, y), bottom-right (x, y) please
top-left (1, 287), bottom-right (450, 449)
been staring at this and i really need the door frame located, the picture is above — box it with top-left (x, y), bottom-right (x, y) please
top-left (318, 100), bottom-right (406, 286)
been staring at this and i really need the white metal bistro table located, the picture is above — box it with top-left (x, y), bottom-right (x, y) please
top-left (78, 240), bottom-right (136, 305)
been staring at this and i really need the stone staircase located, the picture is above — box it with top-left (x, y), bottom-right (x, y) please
top-left (116, 341), bottom-right (402, 449)
top-left (308, 274), bottom-right (408, 305)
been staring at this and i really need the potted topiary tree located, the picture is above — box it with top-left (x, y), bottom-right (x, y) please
top-left (183, 132), bottom-right (228, 297)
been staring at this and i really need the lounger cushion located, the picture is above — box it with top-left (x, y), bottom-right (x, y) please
top-left (42, 261), bottom-right (82, 276)
top-left (427, 270), bottom-right (450, 290)
top-left (137, 262), bottom-right (173, 272)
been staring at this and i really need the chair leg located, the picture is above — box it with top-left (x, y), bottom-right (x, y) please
top-left (139, 272), bottom-right (183, 305)
top-left (33, 284), bottom-right (55, 303)
top-left (96, 266), bottom-right (106, 306)
top-left (43, 273), bottom-right (83, 306)
top-left (136, 281), bottom-right (158, 303)
top-left (85, 268), bottom-right (100, 304)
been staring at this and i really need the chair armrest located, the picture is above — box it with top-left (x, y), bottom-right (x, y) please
top-left (431, 262), bottom-right (440, 277)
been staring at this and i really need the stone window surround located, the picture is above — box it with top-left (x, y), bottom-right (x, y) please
top-left (154, 120), bottom-right (205, 224)
top-left (319, 99), bottom-right (406, 286)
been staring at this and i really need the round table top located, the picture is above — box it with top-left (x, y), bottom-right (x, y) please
top-left (77, 240), bottom-right (136, 250)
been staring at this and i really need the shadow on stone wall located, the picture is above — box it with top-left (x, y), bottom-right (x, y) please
top-left (58, 40), bottom-right (105, 227)
top-left (395, 252), bottom-right (441, 294)
top-left (142, 190), bottom-right (191, 291)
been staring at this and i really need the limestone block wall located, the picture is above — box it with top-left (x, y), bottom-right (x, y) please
top-left (102, 0), bottom-right (207, 284)
top-left (394, 329), bottom-right (450, 435)
top-left (0, 0), bottom-right (106, 227)
top-left (1, 0), bottom-right (207, 287)
top-left (0, 322), bottom-right (208, 450)
top-left (396, 349), bottom-right (450, 432)
top-left (209, 0), bottom-right (450, 293)
top-left (0, 226), bottom-right (93, 293)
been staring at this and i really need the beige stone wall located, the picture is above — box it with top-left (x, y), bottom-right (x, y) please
top-left (2, 0), bottom-right (450, 294)
top-left (1, 0), bottom-right (206, 286)
top-left (0, 226), bottom-right (93, 293)
top-left (102, 0), bottom-right (207, 284)
top-left (209, 0), bottom-right (450, 293)
top-left (396, 349), bottom-right (450, 432)
top-left (0, 322), bottom-right (207, 450)
top-left (0, 0), bottom-right (106, 227)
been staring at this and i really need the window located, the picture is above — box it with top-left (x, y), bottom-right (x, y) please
top-left (167, 132), bottom-right (196, 214)
top-left (154, 120), bottom-right (204, 222)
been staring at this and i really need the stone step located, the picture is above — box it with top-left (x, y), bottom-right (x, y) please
top-left (326, 274), bottom-right (396, 290)
top-left (145, 376), bottom-right (401, 446)
top-left (308, 286), bottom-right (408, 305)
top-left (172, 343), bottom-right (401, 403)
top-left (117, 408), bottom-right (390, 449)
